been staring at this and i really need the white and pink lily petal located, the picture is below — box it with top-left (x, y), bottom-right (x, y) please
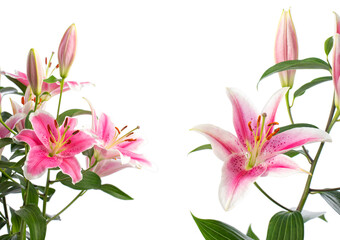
top-left (15, 111), bottom-right (95, 183)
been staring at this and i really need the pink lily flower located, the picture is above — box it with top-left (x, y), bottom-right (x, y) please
top-left (333, 12), bottom-right (340, 108)
top-left (2, 71), bottom-right (91, 101)
top-left (15, 111), bottom-right (95, 183)
top-left (274, 9), bottom-right (298, 87)
top-left (192, 88), bottom-right (331, 210)
top-left (58, 24), bottom-right (77, 78)
top-left (86, 101), bottom-right (151, 177)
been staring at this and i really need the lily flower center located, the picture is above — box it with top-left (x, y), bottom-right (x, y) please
top-left (105, 125), bottom-right (139, 150)
top-left (245, 113), bottom-right (280, 170)
top-left (47, 118), bottom-right (79, 157)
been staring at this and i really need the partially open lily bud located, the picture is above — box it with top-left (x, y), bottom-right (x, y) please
top-left (333, 12), bottom-right (340, 108)
top-left (58, 24), bottom-right (77, 78)
top-left (274, 9), bottom-right (298, 88)
top-left (27, 49), bottom-right (44, 96)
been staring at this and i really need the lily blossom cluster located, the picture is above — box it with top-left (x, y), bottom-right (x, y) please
top-left (0, 23), bottom-right (149, 239)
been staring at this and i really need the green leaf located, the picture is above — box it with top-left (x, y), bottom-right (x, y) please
top-left (9, 150), bottom-right (25, 160)
top-left (9, 208), bottom-right (21, 234)
top-left (266, 211), bottom-right (304, 240)
top-left (258, 58), bottom-right (330, 88)
top-left (82, 147), bottom-right (94, 159)
top-left (0, 216), bottom-right (6, 230)
top-left (319, 190), bottom-right (340, 215)
top-left (189, 144), bottom-right (212, 154)
top-left (24, 181), bottom-right (39, 206)
top-left (324, 36), bottom-right (333, 57)
top-left (56, 171), bottom-right (101, 190)
top-left (24, 110), bottom-right (34, 130)
top-left (43, 75), bottom-right (59, 83)
top-left (277, 123), bottom-right (318, 134)
top-left (57, 109), bottom-right (91, 125)
top-left (247, 225), bottom-right (259, 240)
top-left (1, 112), bottom-right (12, 122)
top-left (301, 210), bottom-right (327, 223)
top-left (191, 213), bottom-right (252, 240)
top-left (0, 182), bottom-right (22, 198)
top-left (0, 87), bottom-right (19, 96)
top-left (293, 76), bottom-right (332, 101)
top-left (99, 184), bottom-right (133, 200)
top-left (284, 150), bottom-right (307, 158)
top-left (0, 138), bottom-right (13, 149)
top-left (15, 205), bottom-right (46, 240)
top-left (0, 234), bottom-right (18, 240)
top-left (4, 74), bottom-right (27, 93)
top-left (36, 186), bottom-right (56, 202)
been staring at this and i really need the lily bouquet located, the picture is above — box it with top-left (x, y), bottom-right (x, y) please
top-left (0, 24), bottom-right (150, 239)
top-left (190, 10), bottom-right (340, 239)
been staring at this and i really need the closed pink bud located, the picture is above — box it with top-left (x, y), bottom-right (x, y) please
top-left (58, 24), bottom-right (77, 78)
top-left (333, 12), bottom-right (340, 108)
top-left (26, 49), bottom-right (44, 96)
top-left (274, 9), bottom-right (298, 88)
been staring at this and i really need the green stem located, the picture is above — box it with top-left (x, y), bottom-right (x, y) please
top-left (285, 90), bottom-right (313, 164)
top-left (47, 190), bottom-right (86, 224)
top-left (19, 180), bottom-right (30, 240)
top-left (56, 77), bottom-right (65, 121)
top-left (2, 197), bottom-right (10, 233)
top-left (254, 182), bottom-right (292, 212)
top-left (0, 118), bottom-right (16, 135)
top-left (34, 94), bottom-right (40, 112)
top-left (296, 102), bottom-right (337, 212)
top-left (42, 169), bottom-right (51, 217)
top-left (0, 168), bottom-right (20, 185)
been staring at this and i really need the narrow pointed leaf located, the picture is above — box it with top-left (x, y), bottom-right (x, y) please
top-left (293, 76), bottom-right (332, 100)
top-left (4, 74), bottom-right (27, 93)
top-left (0, 138), bottom-right (13, 149)
top-left (0, 87), bottom-right (19, 96)
top-left (57, 109), bottom-right (91, 125)
top-left (0, 216), bottom-right (6, 230)
top-left (9, 208), bottom-right (21, 234)
top-left (36, 186), bottom-right (56, 202)
top-left (266, 211), bottom-right (304, 240)
top-left (56, 171), bottom-right (101, 190)
top-left (258, 58), bottom-right (330, 88)
top-left (23, 181), bottom-right (39, 206)
top-left (284, 150), bottom-right (307, 158)
top-left (319, 190), bottom-right (340, 215)
top-left (99, 184), bottom-right (133, 200)
top-left (324, 36), bottom-right (334, 57)
top-left (192, 213), bottom-right (252, 240)
top-left (277, 123), bottom-right (318, 134)
top-left (43, 75), bottom-right (59, 83)
top-left (2, 112), bottom-right (12, 122)
top-left (247, 225), bottom-right (260, 240)
top-left (189, 144), bottom-right (212, 154)
top-left (0, 182), bottom-right (22, 198)
top-left (15, 205), bottom-right (46, 240)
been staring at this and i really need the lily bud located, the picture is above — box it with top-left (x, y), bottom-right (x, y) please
top-left (58, 24), bottom-right (77, 78)
top-left (274, 9), bottom-right (298, 88)
top-left (333, 12), bottom-right (340, 108)
top-left (26, 49), bottom-right (44, 96)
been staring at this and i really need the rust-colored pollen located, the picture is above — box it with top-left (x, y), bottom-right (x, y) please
top-left (125, 138), bottom-right (136, 142)
top-left (248, 121), bottom-right (252, 132)
top-left (63, 118), bottom-right (68, 128)
top-left (56, 64), bottom-right (59, 69)
top-left (48, 62), bottom-right (52, 68)
top-left (121, 125), bottom-right (128, 132)
top-left (21, 96), bottom-right (25, 105)
top-left (54, 120), bottom-right (58, 129)
top-left (266, 128), bottom-right (280, 141)
top-left (267, 122), bottom-right (279, 127)
top-left (125, 132), bottom-right (133, 138)
top-left (47, 124), bottom-right (52, 134)
top-left (256, 136), bottom-right (260, 141)
top-left (115, 127), bottom-right (121, 134)
top-left (66, 140), bottom-right (71, 144)
top-left (72, 130), bottom-right (80, 135)
top-left (50, 137), bottom-right (55, 143)
top-left (45, 57), bottom-right (47, 65)
top-left (257, 115), bottom-right (261, 127)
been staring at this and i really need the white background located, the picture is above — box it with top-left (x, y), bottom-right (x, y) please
top-left (0, 0), bottom-right (340, 239)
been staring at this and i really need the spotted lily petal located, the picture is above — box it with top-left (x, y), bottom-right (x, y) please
top-left (219, 153), bottom-right (267, 210)
top-left (262, 154), bottom-right (304, 177)
top-left (58, 156), bottom-right (82, 184)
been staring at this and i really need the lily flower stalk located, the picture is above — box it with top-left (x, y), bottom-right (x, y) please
top-left (27, 49), bottom-right (44, 96)
top-left (58, 24), bottom-right (77, 79)
top-left (333, 12), bottom-right (340, 109)
top-left (192, 88), bottom-right (331, 210)
top-left (274, 9), bottom-right (298, 88)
